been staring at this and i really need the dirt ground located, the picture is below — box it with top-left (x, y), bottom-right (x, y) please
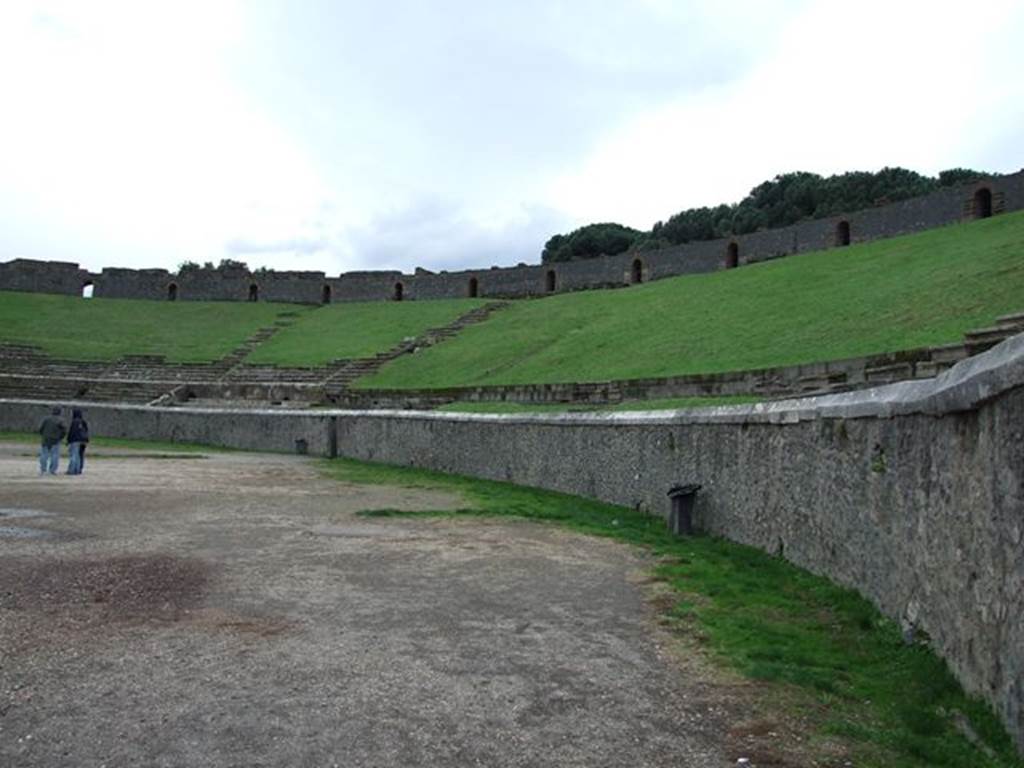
top-left (0, 441), bottom-right (743, 767)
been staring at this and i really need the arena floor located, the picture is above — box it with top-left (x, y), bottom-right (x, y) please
top-left (0, 440), bottom-right (741, 767)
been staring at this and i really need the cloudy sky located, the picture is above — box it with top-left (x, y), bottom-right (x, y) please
top-left (1, 1), bottom-right (1022, 276)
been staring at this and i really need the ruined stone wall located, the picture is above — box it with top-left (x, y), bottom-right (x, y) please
top-left (2, 172), bottom-right (1022, 302)
top-left (1, 334), bottom-right (1022, 750)
top-left (0, 259), bottom-right (89, 295)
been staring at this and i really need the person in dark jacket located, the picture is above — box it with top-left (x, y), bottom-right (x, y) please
top-left (38, 406), bottom-right (66, 475)
top-left (66, 408), bottom-right (90, 475)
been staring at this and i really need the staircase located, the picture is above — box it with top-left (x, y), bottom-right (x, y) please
top-left (214, 317), bottom-right (298, 382)
top-left (323, 301), bottom-right (510, 395)
top-left (963, 311), bottom-right (1024, 355)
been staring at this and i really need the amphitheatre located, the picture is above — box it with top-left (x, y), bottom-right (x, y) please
top-left (2, 170), bottom-right (1024, 766)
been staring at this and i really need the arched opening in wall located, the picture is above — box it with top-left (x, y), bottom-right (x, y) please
top-left (974, 187), bottom-right (993, 219)
top-left (725, 242), bottom-right (739, 269)
top-left (167, 282), bottom-right (178, 301)
top-left (394, 282), bottom-right (404, 301)
top-left (322, 284), bottom-right (332, 304)
top-left (836, 220), bottom-right (851, 247)
top-left (81, 281), bottom-right (94, 299)
top-left (631, 258), bottom-right (643, 284)
top-left (249, 284), bottom-right (259, 302)
top-left (468, 277), bottom-right (479, 298)
top-left (546, 269), bottom-right (556, 293)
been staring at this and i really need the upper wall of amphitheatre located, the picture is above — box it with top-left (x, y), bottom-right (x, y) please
top-left (1, 171), bottom-right (1022, 305)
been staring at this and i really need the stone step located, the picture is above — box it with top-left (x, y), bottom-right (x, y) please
top-left (995, 311), bottom-right (1024, 330)
top-left (963, 327), bottom-right (1013, 353)
top-left (864, 362), bottom-right (915, 382)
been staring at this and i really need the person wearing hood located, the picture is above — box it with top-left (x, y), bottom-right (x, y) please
top-left (66, 408), bottom-right (90, 475)
top-left (38, 406), bottom-right (66, 475)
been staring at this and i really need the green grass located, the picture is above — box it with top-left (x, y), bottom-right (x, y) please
top-left (358, 212), bottom-right (1024, 389)
top-left (0, 292), bottom-right (310, 362)
top-left (436, 395), bottom-right (763, 414)
top-left (244, 298), bottom-right (487, 365)
top-left (320, 457), bottom-right (1024, 768)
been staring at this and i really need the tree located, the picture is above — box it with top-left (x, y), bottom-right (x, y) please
top-left (541, 223), bottom-right (643, 263)
top-left (539, 165), bottom-right (996, 262)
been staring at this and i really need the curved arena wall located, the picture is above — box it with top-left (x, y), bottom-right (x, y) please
top-left (2, 332), bottom-right (1023, 751)
top-left (2, 172), bottom-right (1022, 303)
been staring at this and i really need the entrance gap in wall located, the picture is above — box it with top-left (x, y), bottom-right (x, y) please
top-left (394, 282), bottom-right (404, 301)
top-left (631, 259), bottom-right (643, 284)
top-left (81, 281), bottom-right (94, 299)
top-left (468, 277), bottom-right (478, 298)
top-left (546, 269), bottom-right (556, 293)
top-left (167, 282), bottom-right (178, 301)
top-left (725, 242), bottom-right (739, 269)
top-left (974, 187), bottom-right (993, 219)
top-left (836, 220), bottom-right (851, 247)
top-left (322, 284), bottom-right (332, 304)
top-left (249, 284), bottom-right (259, 302)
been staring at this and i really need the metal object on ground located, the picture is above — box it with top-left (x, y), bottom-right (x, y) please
top-left (666, 483), bottom-right (702, 536)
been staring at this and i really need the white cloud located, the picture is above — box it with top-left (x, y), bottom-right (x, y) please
top-left (547, 0), bottom-right (1024, 229)
top-left (0, 1), bottom-right (1020, 274)
top-left (0, 1), bottom-right (331, 269)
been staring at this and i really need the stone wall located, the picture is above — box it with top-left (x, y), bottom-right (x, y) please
top-left (1, 333), bottom-right (1022, 750)
top-left (2, 172), bottom-right (1021, 303)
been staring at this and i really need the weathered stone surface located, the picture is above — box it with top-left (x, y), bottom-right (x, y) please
top-left (2, 333), bottom-right (1023, 752)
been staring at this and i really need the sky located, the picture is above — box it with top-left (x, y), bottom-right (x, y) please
top-left (0, 0), bottom-right (1022, 276)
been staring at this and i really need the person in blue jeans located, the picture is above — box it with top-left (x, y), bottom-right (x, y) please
top-left (38, 406), bottom-right (66, 475)
top-left (66, 408), bottom-right (90, 475)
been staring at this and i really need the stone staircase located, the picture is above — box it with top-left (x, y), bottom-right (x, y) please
top-left (322, 301), bottom-right (510, 395)
top-left (214, 317), bottom-right (299, 382)
top-left (963, 311), bottom-right (1024, 355)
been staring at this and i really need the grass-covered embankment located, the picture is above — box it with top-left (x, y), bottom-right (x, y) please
top-left (0, 292), bottom-right (309, 362)
top-left (245, 298), bottom-right (486, 365)
top-left (359, 211), bottom-right (1024, 389)
top-left (321, 457), bottom-right (1024, 768)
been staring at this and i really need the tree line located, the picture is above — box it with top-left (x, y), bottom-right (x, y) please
top-left (541, 167), bottom-right (990, 263)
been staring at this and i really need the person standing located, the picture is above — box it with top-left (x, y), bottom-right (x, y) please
top-left (38, 406), bottom-right (66, 475)
top-left (66, 408), bottom-right (90, 475)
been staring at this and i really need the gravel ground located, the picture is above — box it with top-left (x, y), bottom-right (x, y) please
top-left (0, 441), bottom-right (740, 767)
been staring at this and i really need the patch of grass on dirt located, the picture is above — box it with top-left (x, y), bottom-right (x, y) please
top-left (322, 457), bottom-right (1023, 768)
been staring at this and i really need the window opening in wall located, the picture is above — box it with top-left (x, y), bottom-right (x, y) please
top-left (81, 281), bottom-right (94, 299)
top-left (631, 258), bottom-right (643, 284)
top-left (167, 282), bottom-right (178, 301)
top-left (974, 187), bottom-right (992, 219)
top-left (249, 284), bottom-right (259, 302)
top-left (836, 220), bottom-right (851, 247)
top-left (394, 282), bottom-right (404, 301)
top-left (322, 284), bottom-right (332, 304)
top-left (546, 269), bottom-right (556, 293)
top-left (725, 242), bottom-right (739, 269)
top-left (468, 277), bottom-right (478, 298)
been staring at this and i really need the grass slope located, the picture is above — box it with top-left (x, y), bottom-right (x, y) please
top-left (245, 298), bottom-right (486, 365)
top-left (359, 211), bottom-right (1024, 389)
top-left (321, 457), bottom-right (1024, 768)
top-left (0, 292), bottom-right (308, 362)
